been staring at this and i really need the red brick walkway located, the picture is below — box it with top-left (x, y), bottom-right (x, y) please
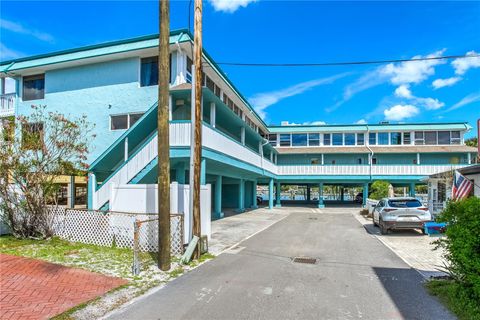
top-left (0, 253), bottom-right (128, 320)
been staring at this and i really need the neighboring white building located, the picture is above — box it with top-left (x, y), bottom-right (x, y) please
top-left (425, 164), bottom-right (480, 214)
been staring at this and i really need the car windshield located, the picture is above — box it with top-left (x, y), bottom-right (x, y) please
top-left (388, 199), bottom-right (422, 208)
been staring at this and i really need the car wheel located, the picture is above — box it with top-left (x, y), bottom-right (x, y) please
top-left (379, 218), bottom-right (388, 235)
top-left (373, 213), bottom-right (378, 227)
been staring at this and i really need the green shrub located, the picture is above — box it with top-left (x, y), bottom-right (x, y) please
top-left (369, 180), bottom-right (390, 200)
top-left (436, 197), bottom-right (480, 302)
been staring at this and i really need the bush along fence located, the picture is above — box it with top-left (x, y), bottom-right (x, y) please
top-left (51, 207), bottom-right (184, 256)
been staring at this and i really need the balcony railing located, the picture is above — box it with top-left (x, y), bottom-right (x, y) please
top-left (0, 93), bottom-right (15, 117)
top-left (277, 164), bottom-right (469, 176)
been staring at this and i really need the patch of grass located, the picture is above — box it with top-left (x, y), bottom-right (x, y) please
top-left (425, 280), bottom-right (480, 320)
top-left (0, 235), bottom-right (216, 318)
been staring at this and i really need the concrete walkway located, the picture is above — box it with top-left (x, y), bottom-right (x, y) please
top-left (353, 213), bottom-right (448, 279)
top-left (108, 207), bottom-right (453, 320)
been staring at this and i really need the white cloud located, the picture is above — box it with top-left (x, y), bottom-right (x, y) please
top-left (208, 0), bottom-right (256, 13)
top-left (393, 84), bottom-right (444, 110)
top-left (355, 119), bottom-right (367, 124)
top-left (329, 50), bottom-right (446, 112)
top-left (447, 92), bottom-right (480, 112)
top-left (303, 120), bottom-right (327, 125)
top-left (452, 51), bottom-right (480, 75)
top-left (384, 104), bottom-right (419, 121)
top-left (250, 73), bottom-right (348, 119)
top-left (380, 49), bottom-right (446, 85)
top-left (394, 84), bottom-right (413, 98)
top-left (0, 18), bottom-right (54, 43)
top-left (0, 43), bottom-right (23, 60)
top-left (432, 77), bottom-right (462, 89)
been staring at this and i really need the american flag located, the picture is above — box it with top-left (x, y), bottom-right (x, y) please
top-left (452, 170), bottom-right (473, 200)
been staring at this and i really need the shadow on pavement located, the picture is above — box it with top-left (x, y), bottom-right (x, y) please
top-left (372, 266), bottom-right (454, 319)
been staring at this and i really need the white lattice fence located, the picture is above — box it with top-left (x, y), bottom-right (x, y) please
top-left (52, 208), bottom-right (184, 255)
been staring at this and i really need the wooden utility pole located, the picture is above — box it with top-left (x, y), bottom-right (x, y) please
top-left (158, 0), bottom-right (171, 271)
top-left (192, 0), bottom-right (203, 259)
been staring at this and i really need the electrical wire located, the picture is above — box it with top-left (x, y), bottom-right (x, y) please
top-left (214, 54), bottom-right (480, 67)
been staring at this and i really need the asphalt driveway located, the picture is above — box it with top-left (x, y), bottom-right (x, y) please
top-left (108, 208), bottom-right (453, 320)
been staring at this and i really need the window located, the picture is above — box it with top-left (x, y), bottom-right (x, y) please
top-left (438, 131), bottom-right (450, 145)
top-left (425, 131), bottom-right (437, 145)
top-left (129, 113), bottom-right (144, 127)
top-left (403, 132), bottom-right (411, 145)
top-left (357, 133), bottom-right (365, 145)
top-left (111, 113), bottom-right (145, 130)
top-left (268, 134), bottom-right (277, 146)
top-left (22, 122), bottom-right (44, 150)
top-left (357, 158), bottom-right (362, 164)
top-left (311, 158), bottom-right (319, 165)
top-left (332, 133), bottom-right (343, 145)
top-left (391, 132), bottom-right (401, 145)
top-left (308, 133), bottom-right (320, 146)
top-left (414, 131), bottom-right (424, 145)
top-left (378, 132), bottom-right (389, 145)
top-left (369, 132), bottom-right (376, 145)
top-left (344, 133), bottom-right (355, 145)
top-left (205, 76), bottom-right (215, 92)
top-left (111, 115), bottom-right (128, 130)
top-left (140, 57), bottom-right (159, 87)
top-left (292, 134), bottom-right (307, 146)
top-left (451, 131), bottom-right (461, 145)
top-left (280, 134), bottom-right (291, 147)
top-left (372, 157), bottom-right (377, 164)
top-left (388, 199), bottom-right (422, 208)
top-left (23, 74), bottom-right (45, 101)
top-left (323, 133), bottom-right (331, 145)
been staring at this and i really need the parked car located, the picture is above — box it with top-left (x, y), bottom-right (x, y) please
top-left (372, 197), bottom-right (432, 235)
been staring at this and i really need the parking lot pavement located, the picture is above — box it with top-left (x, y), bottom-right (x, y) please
top-left (208, 207), bottom-right (289, 255)
top-left (353, 213), bottom-right (448, 279)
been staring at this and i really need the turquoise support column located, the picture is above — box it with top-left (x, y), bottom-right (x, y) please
top-left (363, 183), bottom-right (369, 207)
top-left (275, 181), bottom-right (281, 207)
top-left (318, 183), bottom-right (325, 208)
top-left (307, 185), bottom-right (311, 203)
top-left (410, 182), bottom-right (416, 197)
top-left (252, 180), bottom-right (258, 209)
top-left (214, 175), bottom-right (223, 219)
top-left (268, 178), bottom-right (274, 209)
top-left (340, 187), bottom-right (345, 202)
top-left (200, 158), bottom-right (206, 185)
top-left (175, 162), bottom-right (186, 184)
top-left (238, 179), bottom-right (245, 212)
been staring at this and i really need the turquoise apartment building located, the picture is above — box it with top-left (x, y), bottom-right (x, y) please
top-left (1, 29), bottom-right (477, 216)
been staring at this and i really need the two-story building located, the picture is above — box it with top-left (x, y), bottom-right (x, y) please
top-left (1, 29), bottom-right (477, 216)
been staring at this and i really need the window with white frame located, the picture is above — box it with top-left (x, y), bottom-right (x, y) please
top-left (403, 132), bottom-right (411, 144)
top-left (292, 134), bottom-right (308, 147)
top-left (344, 133), bottom-right (355, 145)
top-left (332, 133), bottom-right (343, 145)
top-left (110, 113), bottom-right (145, 130)
top-left (378, 132), bottom-right (389, 145)
top-left (414, 131), bottom-right (424, 145)
top-left (280, 134), bottom-right (291, 147)
top-left (323, 133), bottom-right (331, 145)
top-left (369, 132), bottom-right (376, 145)
top-left (308, 133), bottom-right (320, 146)
top-left (357, 133), bottom-right (365, 145)
top-left (391, 132), bottom-right (402, 145)
top-left (268, 134), bottom-right (277, 146)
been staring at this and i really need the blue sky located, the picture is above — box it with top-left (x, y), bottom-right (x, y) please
top-left (1, 1), bottom-right (479, 136)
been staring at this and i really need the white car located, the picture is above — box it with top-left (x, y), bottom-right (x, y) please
top-left (372, 197), bottom-right (432, 235)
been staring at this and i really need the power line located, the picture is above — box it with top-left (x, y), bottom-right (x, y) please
top-left (215, 54), bottom-right (480, 67)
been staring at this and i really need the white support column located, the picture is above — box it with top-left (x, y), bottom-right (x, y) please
top-left (468, 153), bottom-right (472, 165)
top-left (270, 152), bottom-right (273, 162)
top-left (417, 153), bottom-right (421, 165)
top-left (168, 94), bottom-right (173, 121)
top-left (258, 140), bottom-right (263, 155)
top-left (321, 153), bottom-right (324, 165)
top-left (124, 137), bottom-right (128, 161)
top-left (210, 102), bottom-right (216, 127)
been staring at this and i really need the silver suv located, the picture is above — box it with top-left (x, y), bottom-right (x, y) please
top-left (372, 197), bottom-right (432, 235)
